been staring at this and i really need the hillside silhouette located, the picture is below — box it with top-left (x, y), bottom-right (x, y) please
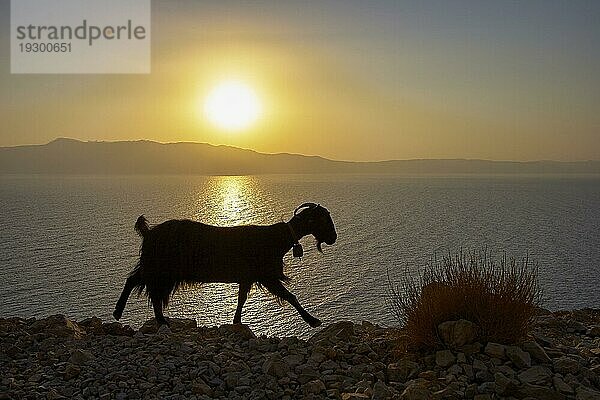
top-left (1, 138), bottom-right (598, 175)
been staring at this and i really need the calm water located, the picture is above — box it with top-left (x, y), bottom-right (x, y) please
top-left (1, 174), bottom-right (599, 338)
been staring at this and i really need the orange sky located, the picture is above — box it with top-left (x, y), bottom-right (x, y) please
top-left (0, 1), bottom-right (598, 161)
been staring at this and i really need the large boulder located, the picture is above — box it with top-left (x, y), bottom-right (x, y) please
top-left (102, 322), bottom-right (135, 336)
top-left (309, 321), bottom-right (355, 345)
top-left (437, 319), bottom-right (478, 348)
top-left (218, 324), bottom-right (256, 340)
top-left (29, 315), bottom-right (85, 339)
top-left (435, 350), bottom-right (456, 368)
top-left (77, 317), bottom-right (103, 334)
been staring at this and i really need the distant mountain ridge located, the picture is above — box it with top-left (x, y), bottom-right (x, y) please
top-left (0, 138), bottom-right (598, 175)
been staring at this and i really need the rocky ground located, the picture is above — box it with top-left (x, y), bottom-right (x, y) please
top-left (1, 309), bottom-right (599, 400)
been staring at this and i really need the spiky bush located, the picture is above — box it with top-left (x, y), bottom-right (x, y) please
top-left (388, 251), bottom-right (543, 350)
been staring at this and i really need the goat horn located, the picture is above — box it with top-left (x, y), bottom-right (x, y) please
top-left (294, 202), bottom-right (318, 215)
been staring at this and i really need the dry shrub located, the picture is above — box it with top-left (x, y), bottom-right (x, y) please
top-left (388, 251), bottom-right (543, 350)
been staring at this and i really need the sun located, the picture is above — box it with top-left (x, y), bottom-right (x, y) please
top-left (204, 81), bottom-right (262, 131)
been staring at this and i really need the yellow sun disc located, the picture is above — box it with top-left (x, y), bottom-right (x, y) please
top-left (204, 81), bottom-right (261, 131)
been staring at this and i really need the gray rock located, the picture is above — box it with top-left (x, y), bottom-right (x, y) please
top-left (553, 375), bottom-right (574, 394)
top-left (309, 351), bottom-right (327, 364)
top-left (484, 343), bottom-right (506, 359)
top-left (478, 381), bottom-right (496, 394)
top-left (473, 359), bottom-right (487, 371)
top-left (588, 326), bottom-right (600, 338)
top-left (496, 365), bottom-right (516, 377)
top-left (476, 369), bottom-right (493, 382)
top-left (576, 386), bottom-right (600, 400)
top-left (263, 355), bottom-right (290, 378)
top-left (553, 356), bottom-right (580, 375)
top-left (506, 345), bottom-right (531, 369)
top-left (68, 349), bottom-right (94, 365)
top-left (303, 379), bottom-right (326, 395)
top-left (356, 343), bottom-right (372, 355)
top-left (320, 359), bottom-right (339, 371)
top-left (435, 350), bottom-right (456, 368)
top-left (465, 384), bottom-right (478, 398)
top-left (494, 372), bottom-right (518, 396)
top-left (437, 319), bottom-right (478, 348)
top-left (447, 364), bottom-right (462, 376)
top-left (63, 363), bottom-right (81, 380)
top-left (46, 388), bottom-right (66, 400)
top-left (372, 381), bottom-right (392, 400)
top-left (191, 380), bottom-right (213, 396)
top-left (283, 354), bottom-right (305, 367)
top-left (463, 364), bottom-right (474, 379)
top-left (309, 321), bottom-right (355, 345)
top-left (218, 324), bottom-right (256, 339)
top-left (514, 383), bottom-right (565, 400)
top-left (30, 314), bottom-right (85, 339)
top-left (522, 340), bottom-right (552, 364)
top-left (341, 393), bottom-right (370, 400)
top-left (386, 360), bottom-right (420, 382)
top-left (399, 380), bottom-right (431, 400)
top-left (418, 370), bottom-right (437, 380)
top-left (157, 325), bottom-right (172, 335)
top-left (461, 342), bottom-right (482, 355)
top-left (567, 320), bottom-right (587, 334)
top-left (432, 382), bottom-right (460, 398)
top-left (518, 365), bottom-right (552, 385)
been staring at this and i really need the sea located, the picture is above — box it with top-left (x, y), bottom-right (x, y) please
top-left (1, 174), bottom-right (598, 338)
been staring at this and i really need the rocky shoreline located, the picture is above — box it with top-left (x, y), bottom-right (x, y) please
top-left (1, 309), bottom-right (599, 400)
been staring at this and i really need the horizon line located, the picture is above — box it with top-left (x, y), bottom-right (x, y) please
top-left (2, 136), bottom-right (599, 164)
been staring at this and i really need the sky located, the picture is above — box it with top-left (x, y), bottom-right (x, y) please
top-left (0, 0), bottom-right (599, 161)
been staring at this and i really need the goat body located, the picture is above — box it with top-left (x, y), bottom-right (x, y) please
top-left (113, 203), bottom-right (337, 328)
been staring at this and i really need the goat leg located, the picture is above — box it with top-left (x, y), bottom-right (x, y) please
top-left (233, 281), bottom-right (252, 324)
top-left (113, 273), bottom-right (141, 320)
top-left (261, 279), bottom-right (322, 328)
top-left (151, 299), bottom-right (169, 327)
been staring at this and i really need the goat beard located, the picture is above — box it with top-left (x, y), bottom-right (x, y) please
top-left (316, 240), bottom-right (323, 253)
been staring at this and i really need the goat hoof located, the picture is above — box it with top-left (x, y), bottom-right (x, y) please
top-left (309, 318), bottom-right (322, 328)
top-left (113, 310), bottom-right (122, 320)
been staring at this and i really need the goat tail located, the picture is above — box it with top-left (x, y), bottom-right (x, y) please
top-left (135, 215), bottom-right (150, 238)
